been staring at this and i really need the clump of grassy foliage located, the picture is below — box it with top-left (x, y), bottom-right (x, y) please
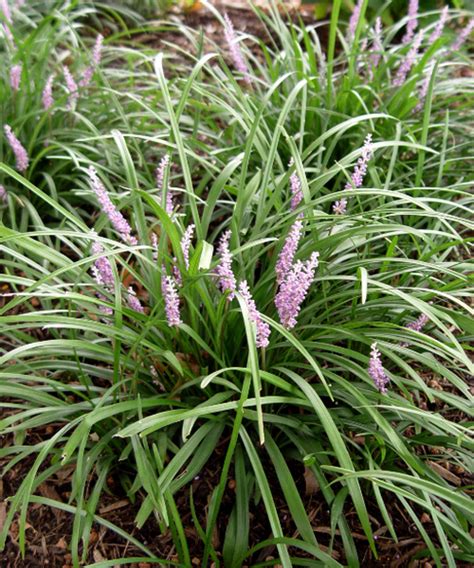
top-left (1, 0), bottom-right (473, 566)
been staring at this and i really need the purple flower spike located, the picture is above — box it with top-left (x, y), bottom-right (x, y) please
top-left (63, 65), bottom-right (78, 110)
top-left (400, 312), bottom-right (430, 346)
top-left (162, 274), bottom-right (182, 327)
top-left (368, 342), bottom-right (390, 394)
top-left (276, 216), bottom-right (303, 285)
top-left (370, 17), bottom-right (383, 70)
top-left (414, 69), bottom-right (432, 113)
top-left (393, 31), bottom-right (423, 87)
top-left (91, 33), bottom-right (104, 66)
top-left (10, 64), bottom-right (21, 92)
top-left (127, 286), bottom-right (145, 313)
top-left (1, 0), bottom-right (12, 24)
top-left (156, 155), bottom-right (173, 215)
top-left (91, 237), bottom-right (114, 290)
top-left (332, 198), bottom-right (348, 215)
top-left (172, 261), bottom-right (182, 287)
top-left (275, 252), bottom-right (319, 330)
top-left (289, 159), bottom-right (303, 210)
top-left (88, 166), bottom-right (137, 245)
top-left (216, 230), bottom-right (236, 300)
top-left (0, 185), bottom-right (7, 203)
top-left (402, 0), bottom-right (419, 45)
top-left (151, 233), bottom-right (158, 262)
top-left (80, 34), bottom-right (104, 88)
top-left (223, 13), bottom-right (251, 84)
top-left (406, 313), bottom-right (429, 333)
top-left (332, 134), bottom-right (373, 214)
top-left (4, 124), bottom-right (29, 173)
top-left (181, 224), bottom-right (194, 270)
top-left (452, 18), bottom-right (474, 52)
top-left (42, 74), bottom-right (55, 110)
top-left (345, 133), bottom-right (373, 189)
top-left (2, 23), bottom-right (13, 45)
top-left (238, 280), bottom-right (270, 349)
top-left (348, 0), bottom-right (364, 39)
top-left (428, 6), bottom-right (449, 44)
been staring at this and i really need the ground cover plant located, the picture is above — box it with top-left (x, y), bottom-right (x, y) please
top-left (1, 0), bottom-right (473, 566)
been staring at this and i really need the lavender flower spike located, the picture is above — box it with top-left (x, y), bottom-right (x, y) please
top-left (393, 31), bottom-right (423, 87)
top-left (127, 286), bottom-right (145, 313)
top-left (63, 65), bottom-right (78, 110)
top-left (223, 13), bottom-right (251, 84)
top-left (346, 133), bottom-right (373, 190)
top-left (162, 274), bottom-right (182, 327)
top-left (151, 233), bottom-right (158, 263)
top-left (400, 312), bottom-right (430, 346)
top-left (80, 33), bottom-right (104, 88)
top-left (428, 6), bottom-right (449, 44)
top-left (275, 252), bottom-right (319, 330)
top-left (181, 224), bottom-right (194, 270)
top-left (2, 23), bottom-right (13, 45)
top-left (289, 159), bottom-right (303, 210)
top-left (156, 155), bottom-right (173, 215)
top-left (402, 0), bottom-right (419, 45)
top-left (88, 166), bottom-right (137, 245)
top-left (370, 17), bottom-right (383, 70)
top-left (275, 215), bottom-right (303, 285)
top-left (1, 0), bottom-right (12, 24)
top-left (42, 74), bottom-right (55, 110)
top-left (4, 125), bottom-right (29, 173)
top-left (414, 68), bottom-right (432, 113)
top-left (216, 230), bottom-right (237, 300)
top-left (452, 18), bottom-right (474, 52)
top-left (348, 0), bottom-right (364, 39)
top-left (91, 237), bottom-right (114, 290)
top-left (406, 313), bottom-right (429, 333)
top-left (368, 342), bottom-right (390, 394)
top-left (10, 64), bottom-right (21, 92)
top-left (333, 134), bottom-right (373, 214)
top-left (0, 185), bottom-right (7, 203)
top-left (238, 280), bottom-right (270, 349)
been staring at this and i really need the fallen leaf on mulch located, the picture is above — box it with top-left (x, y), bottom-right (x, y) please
top-left (304, 467), bottom-right (320, 495)
top-left (0, 502), bottom-right (6, 532)
top-left (427, 461), bottom-right (461, 486)
top-left (93, 548), bottom-right (106, 562)
top-left (99, 499), bottom-right (130, 514)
